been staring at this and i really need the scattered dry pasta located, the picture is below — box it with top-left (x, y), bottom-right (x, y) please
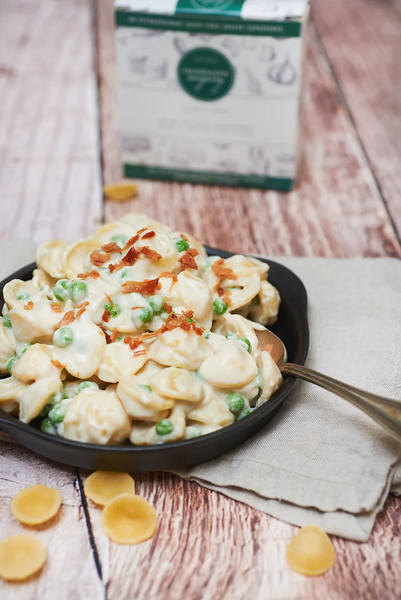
top-left (102, 494), bottom-right (157, 544)
top-left (0, 212), bottom-right (282, 446)
top-left (103, 183), bottom-right (139, 202)
top-left (286, 525), bottom-right (336, 576)
top-left (0, 534), bottom-right (46, 581)
top-left (11, 484), bottom-right (61, 525)
top-left (84, 471), bottom-right (135, 506)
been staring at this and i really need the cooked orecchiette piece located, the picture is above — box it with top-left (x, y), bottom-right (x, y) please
top-left (175, 271), bottom-right (213, 330)
top-left (248, 279), bottom-right (281, 326)
top-left (256, 351), bottom-right (282, 406)
top-left (31, 269), bottom-right (56, 297)
top-left (19, 377), bottom-right (63, 424)
top-left (117, 374), bottom-right (174, 420)
top-left (118, 212), bottom-right (172, 234)
top-left (0, 376), bottom-right (28, 406)
top-left (63, 387), bottom-right (131, 445)
top-left (148, 328), bottom-right (213, 370)
top-left (62, 238), bottom-right (100, 280)
top-left (11, 344), bottom-right (62, 382)
top-left (150, 367), bottom-right (204, 402)
top-left (129, 406), bottom-right (186, 445)
top-left (200, 340), bottom-right (258, 388)
top-left (188, 387), bottom-right (235, 428)
top-left (96, 342), bottom-right (147, 383)
top-left (92, 220), bottom-right (138, 246)
top-left (52, 320), bottom-right (106, 379)
top-left (36, 240), bottom-right (69, 279)
top-left (0, 319), bottom-right (16, 373)
top-left (212, 313), bottom-right (260, 358)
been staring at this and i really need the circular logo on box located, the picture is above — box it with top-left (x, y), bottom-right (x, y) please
top-left (177, 48), bottom-right (235, 102)
top-left (190, 0), bottom-right (235, 11)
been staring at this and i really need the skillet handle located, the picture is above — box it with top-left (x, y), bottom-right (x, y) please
top-left (281, 363), bottom-right (401, 443)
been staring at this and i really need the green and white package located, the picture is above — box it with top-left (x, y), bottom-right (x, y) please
top-left (114, 0), bottom-right (310, 190)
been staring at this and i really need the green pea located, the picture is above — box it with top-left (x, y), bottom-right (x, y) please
top-left (205, 256), bottom-right (221, 268)
top-left (40, 417), bottom-right (56, 434)
top-left (155, 419), bottom-right (174, 436)
top-left (53, 279), bottom-right (71, 302)
top-left (186, 317), bottom-right (194, 323)
top-left (16, 293), bottom-right (30, 301)
top-left (203, 331), bottom-right (210, 340)
top-left (2, 314), bottom-right (12, 328)
top-left (237, 407), bottom-right (252, 420)
top-left (226, 393), bottom-right (245, 415)
top-left (68, 281), bottom-right (88, 303)
top-left (133, 306), bottom-right (153, 325)
top-left (48, 403), bottom-right (67, 424)
top-left (53, 327), bottom-right (74, 348)
top-left (148, 295), bottom-right (164, 315)
top-left (239, 337), bottom-right (252, 353)
top-left (213, 298), bottom-right (227, 315)
top-left (16, 342), bottom-right (32, 358)
top-left (173, 237), bottom-right (190, 253)
top-left (7, 356), bottom-right (18, 375)
top-left (62, 382), bottom-right (79, 399)
top-left (140, 385), bottom-right (152, 393)
top-left (105, 303), bottom-right (121, 319)
top-left (77, 381), bottom-right (99, 393)
top-left (111, 234), bottom-right (127, 248)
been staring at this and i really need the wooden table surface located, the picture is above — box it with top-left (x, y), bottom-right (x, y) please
top-left (1, 0), bottom-right (401, 598)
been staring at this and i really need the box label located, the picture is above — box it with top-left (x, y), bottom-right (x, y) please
top-left (176, 0), bottom-right (246, 16)
top-left (178, 48), bottom-right (235, 101)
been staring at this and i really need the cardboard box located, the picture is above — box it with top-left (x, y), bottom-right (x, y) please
top-left (114, 1), bottom-right (310, 190)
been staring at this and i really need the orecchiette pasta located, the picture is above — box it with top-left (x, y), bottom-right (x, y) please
top-left (0, 213), bottom-right (282, 445)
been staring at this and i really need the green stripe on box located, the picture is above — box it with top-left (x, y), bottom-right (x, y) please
top-left (123, 164), bottom-right (294, 191)
top-left (176, 0), bottom-right (246, 18)
top-left (115, 11), bottom-right (301, 37)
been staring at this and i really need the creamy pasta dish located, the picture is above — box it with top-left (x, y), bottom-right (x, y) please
top-left (0, 213), bottom-right (282, 446)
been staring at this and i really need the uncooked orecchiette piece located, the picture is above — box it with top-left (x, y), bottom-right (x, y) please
top-left (117, 373), bottom-right (174, 420)
top-left (199, 340), bottom-right (258, 388)
top-left (52, 320), bottom-right (106, 379)
top-left (188, 387), bottom-right (235, 428)
top-left (248, 279), bottom-right (281, 326)
top-left (256, 351), bottom-right (282, 406)
top-left (36, 240), bottom-right (69, 280)
top-left (212, 313), bottom-right (260, 358)
top-left (118, 212), bottom-right (173, 234)
top-left (148, 328), bottom-right (213, 370)
top-left (175, 271), bottom-right (213, 330)
top-left (96, 342), bottom-right (147, 383)
top-left (3, 280), bottom-right (62, 343)
top-left (19, 376), bottom-right (62, 424)
top-left (129, 406), bottom-right (186, 445)
top-left (0, 319), bottom-right (16, 373)
top-left (63, 387), bottom-right (131, 445)
top-left (62, 238), bottom-right (100, 280)
top-left (150, 367), bottom-right (204, 402)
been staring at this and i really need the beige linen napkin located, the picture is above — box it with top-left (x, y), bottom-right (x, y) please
top-left (1, 243), bottom-right (400, 541)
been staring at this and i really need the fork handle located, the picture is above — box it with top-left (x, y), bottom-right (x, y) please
top-left (281, 363), bottom-right (401, 443)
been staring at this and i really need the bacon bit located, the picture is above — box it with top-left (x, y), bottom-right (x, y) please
top-left (212, 259), bottom-right (236, 281)
top-left (24, 301), bottom-right (34, 311)
top-left (122, 234), bottom-right (140, 252)
top-left (101, 242), bottom-right (122, 254)
top-left (182, 310), bottom-right (194, 320)
top-left (217, 287), bottom-right (224, 297)
top-left (90, 249), bottom-right (110, 267)
top-left (100, 326), bottom-right (112, 344)
top-left (108, 264), bottom-right (116, 273)
top-left (78, 270), bottom-right (100, 280)
top-left (124, 332), bottom-right (157, 351)
top-left (105, 294), bottom-right (113, 306)
top-left (133, 349), bottom-right (146, 357)
top-left (223, 291), bottom-right (232, 306)
top-left (263, 344), bottom-right (274, 354)
top-left (139, 246), bottom-right (162, 261)
top-left (141, 230), bottom-right (156, 239)
top-left (159, 271), bottom-right (178, 291)
top-left (51, 359), bottom-right (65, 370)
top-left (56, 310), bottom-right (75, 329)
top-left (193, 325), bottom-right (204, 336)
top-left (136, 228), bottom-right (147, 235)
top-left (102, 309), bottom-right (110, 323)
top-left (124, 311), bottom-right (204, 350)
top-left (121, 278), bottom-right (160, 296)
top-left (163, 303), bottom-right (173, 314)
top-left (110, 328), bottom-right (118, 343)
top-left (50, 302), bottom-right (63, 313)
top-left (76, 307), bottom-right (86, 319)
top-left (178, 249), bottom-right (199, 270)
top-left (180, 233), bottom-right (189, 242)
top-left (76, 301), bottom-right (90, 309)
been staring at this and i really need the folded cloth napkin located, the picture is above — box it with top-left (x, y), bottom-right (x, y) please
top-left (1, 243), bottom-right (400, 541)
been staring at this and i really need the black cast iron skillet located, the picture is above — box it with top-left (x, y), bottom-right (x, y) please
top-left (0, 247), bottom-right (309, 471)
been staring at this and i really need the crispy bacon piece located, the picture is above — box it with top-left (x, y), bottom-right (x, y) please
top-left (50, 302), bottom-right (63, 313)
top-left (124, 309), bottom-right (204, 350)
top-left (159, 271), bottom-right (178, 291)
top-left (51, 359), bottom-right (65, 370)
top-left (124, 331), bottom-right (157, 351)
top-left (110, 328), bottom-right (118, 343)
top-left (163, 303), bottom-right (173, 314)
top-left (142, 230), bottom-right (156, 239)
top-left (223, 290), bottom-right (232, 306)
top-left (122, 234), bottom-right (139, 252)
top-left (217, 287), bottom-right (224, 297)
top-left (101, 242), bottom-right (122, 254)
top-left (56, 310), bottom-right (74, 329)
top-left (90, 250), bottom-right (110, 267)
top-left (121, 278), bottom-right (160, 295)
top-left (76, 307), bottom-right (86, 319)
top-left (139, 246), bottom-right (162, 261)
top-left (136, 228), bottom-right (147, 235)
top-left (24, 301), bottom-right (34, 311)
top-left (105, 294), bottom-right (113, 306)
top-left (178, 248), bottom-right (199, 270)
top-left (78, 270), bottom-right (100, 280)
top-left (212, 259), bottom-right (236, 281)
top-left (192, 325), bottom-right (204, 336)
top-left (76, 301), bottom-right (90, 309)
top-left (180, 233), bottom-right (189, 242)
top-left (102, 309), bottom-right (110, 323)
top-left (133, 349), bottom-right (146, 357)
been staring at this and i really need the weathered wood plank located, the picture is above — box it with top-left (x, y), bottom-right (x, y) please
top-left (312, 0), bottom-right (401, 241)
top-left (0, 433), bottom-right (104, 599)
top-left (0, 0), bottom-right (102, 244)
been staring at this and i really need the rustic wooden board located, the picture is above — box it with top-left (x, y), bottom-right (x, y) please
top-left (312, 0), bottom-right (401, 239)
top-left (0, 0), bottom-right (102, 244)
